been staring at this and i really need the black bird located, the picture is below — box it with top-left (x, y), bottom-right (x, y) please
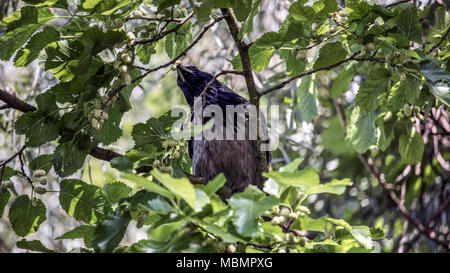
top-left (176, 65), bottom-right (270, 193)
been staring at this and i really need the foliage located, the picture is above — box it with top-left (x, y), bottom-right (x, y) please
top-left (0, 0), bottom-right (449, 253)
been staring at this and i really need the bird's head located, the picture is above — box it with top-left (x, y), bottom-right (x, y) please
top-left (176, 65), bottom-right (214, 107)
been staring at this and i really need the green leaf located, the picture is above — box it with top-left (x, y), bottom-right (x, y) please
top-left (0, 7), bottom-right (55, 60)
top-left (202, 173), bottom-right (227, 196)
top-left (330, 68), bottom-right (355, 98)
top-left (103, 182), bottom-right (132, 203)
top-left (247, 33), bottom-right (278, 72)
top-left (59, 179), bottom-right (105, 224)
top-left (0, 166), bottom-right (20, 181)
top-left (420, 60), bottom-right (450, 106)
top-left (228, 185), bottom-right (279, 237)
top-left (203, 224), bottom-right (244, 243)
top-left (29, 154), bottom-right (53, 173)
top-left (15, 92), bottom-right (60, 147)
top-left (397, 6), bottom-right (422, 43)
top-left (298, 216), bottom-right (327, 232)
top-left (326, 218), bottom-right (374, 249)
top-left (110, 156), bottom-right (133, 172)
top-left (16, 239), bottom-right (56, 253)
top-left (92, 209), bottom-right (131, 253)
top-left (151, 169), bottom-right (198, 211)
top-left (279, 48), bottom-right (306, 76)
top-left (391, 75), bottom-right (421, 110)
top-left (9, 195), bottom-right (46, 237)
top-left (279, 157), bottom-right (304, 172)
top-left (237, 0), bottom-right (262, 39)
top-left (0, 190), bottom-right (11, 218)
top-left (313, 42), bottom-right (347, 69)
top-left (305, 178), bottom-right (352, 195)
top-left (76, 27), bottom-right (126, 74)
top-left (399, 132), bottom-right (424, 165)
top-left (263, 167), bottom-right (320, 188)
top-left (52, 142), bottom-right (89, 177)
top-left (289, 0), bottom-right (337, 23)
top-left (355, 68), bottom-right (391, 112)
top-left (132, 111), bottom-right (179, 149)
top-left (297, 75), bottom-right (317, 123)
top-left (165, 19), bottom-right (192, 58)
top-left (346, 106), bottom-right (377, 153)
top-left (82, 0), bottom-right (102, 9)
top-left (196, 0), bottom-right (214, 21)
top-left (14, 26), bottom-right (60, 66)
top-left (121, 173), bottom-right (174, 200)
top-left (97, 103), bottom-right (123, 145)
top-left (56, 225), bottom-right (95, 248)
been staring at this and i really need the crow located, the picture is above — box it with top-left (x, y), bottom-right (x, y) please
top-left (176, 65), bottom-right (270, 193)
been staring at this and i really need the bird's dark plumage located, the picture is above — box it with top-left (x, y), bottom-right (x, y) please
top-left (176, 65), bottom-right (270, 193)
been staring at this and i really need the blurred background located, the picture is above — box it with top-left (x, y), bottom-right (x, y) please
top-left (0, 0), bottom-right (449, 253)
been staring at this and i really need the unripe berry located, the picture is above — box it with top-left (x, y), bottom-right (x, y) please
top-left (33, 169), bottom-right (46, 178)
top-left (91, 118), bottom-right (101, 130)
top-left (297, 206), bottom-right (310, 215)
top-left (226, 244), bottom-right (236, 253)
top-left (403, 104), bottom-right (412, 117)
top-left (383, 111), bottom-right (393, 122)
top-left (119, 65), bottom-right (128, 73)
top-left (279, 207), bottom-right (290, 217)
top-left (122, 73), bottom-right (132, 86)
top-left (93, 109), bottom-right (102, 119)
top-left (100, 111), bottom-right (109, 121)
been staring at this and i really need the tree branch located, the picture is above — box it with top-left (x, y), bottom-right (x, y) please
top-left (428, 26), bottom-right (450, 54)
top-left (220, 8), bottom-right (269, 179)
top-left (0, 89), bottom-right (37, 112)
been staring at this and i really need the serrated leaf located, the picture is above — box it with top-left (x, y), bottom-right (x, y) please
top-left (132, 111), bottom-right (179, 149)
top-left (237, 0), bottom-right (262, 39)
top-left (56, 225), bottom-right (95, 248)
top-left (92, 209), bottom-right (131, 253)
top-left (0, 166), bottom-right (20, 181)
top-left (97, 103), bottom-right (123, 145)
top-left (52, 142), bottom-right (89, 177)
top-left (16, 239), bottom-right (56, 253)
top-left (346, 106), bottom-right (377, 153)
top-left (355, 68), bottom-right (391, 112)
top-left (9, 195), bottom-right (46, 237)
top-left (14, 26), bottom-right (60, 66)
top-left (59, 179), bottom-right (105, 224)
top-left (29, 154), bottom-right (53, 173)
top-left (399, 132), bottom-right (424, 165)
top-left (330, 68), bottom-right (355, 98)
top-left (326, 218), bottom-right (374, 249)
top-left (297, 75), bottom-right (317, 123)
top-left (228, 185), bottom-right (279, 237)
top-left (103, 182), bottom-right (132, 203)
top-left (314, 42), bottom-right (347, 69)
top-left (397, 6), bottom-right (422, 43)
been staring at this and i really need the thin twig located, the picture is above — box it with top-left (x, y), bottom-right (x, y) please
top-left (260, 51), bottom-right (360, 96)
top-left (385, 0), bottom-right (412, 8)
top-left (133, 12), bottom-right (194, 46)
top-left (427, 26), bottom-right (450, 54)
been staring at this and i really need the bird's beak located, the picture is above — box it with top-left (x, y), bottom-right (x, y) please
top-left (176, 65), bottom-right (195, 74)
top-left (176, 65), bottom-right (194, 83)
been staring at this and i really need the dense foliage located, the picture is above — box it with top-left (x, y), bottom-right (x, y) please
top-left (0, 0), bottom-right (449, 253)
